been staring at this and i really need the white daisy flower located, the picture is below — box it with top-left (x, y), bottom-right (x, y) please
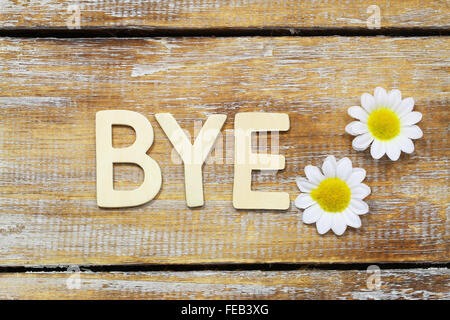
top-left (345, 87), bottom-right (423, 161)
top-left (295, 156), bottom-right (370, 236)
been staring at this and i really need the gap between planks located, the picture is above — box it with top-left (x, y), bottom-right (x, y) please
top-left (0, 262), bottom-right (448, 274)
top-left (0, 27), bottom-right (449, 38)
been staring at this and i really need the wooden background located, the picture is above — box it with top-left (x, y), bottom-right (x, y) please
top-left (0, 0), bottom-right (448, 299)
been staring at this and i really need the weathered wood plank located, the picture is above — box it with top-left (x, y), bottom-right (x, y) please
top-left (0, 37), bottom-right (448, 265)
top-left (0, 0), bottom-right (448, 29)
top-left (0, 268), bottom-right (448, 299)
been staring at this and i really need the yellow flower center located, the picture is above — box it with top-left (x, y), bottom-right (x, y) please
top-left (311, 178), bottom-right (351, 213)
top-left (367, 108), bottom-right (400, 141)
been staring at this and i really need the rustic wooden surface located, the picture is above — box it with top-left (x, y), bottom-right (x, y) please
top-left (0, 0), bottom-right (448, 29)
top-left (0, 37), bottom-right (448, 267)
top-left (0, 268), bottom-right (448, 300)
top-left (0, 0), bottom-right (448, 300)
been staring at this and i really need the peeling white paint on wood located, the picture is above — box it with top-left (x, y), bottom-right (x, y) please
top-left (0, 268), bottom-right (448, 300)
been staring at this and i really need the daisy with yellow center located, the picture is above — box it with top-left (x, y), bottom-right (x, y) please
top-left (295, 156), bottom-right (370, 236)
top-left (345, 87), bottom-right (423, 160)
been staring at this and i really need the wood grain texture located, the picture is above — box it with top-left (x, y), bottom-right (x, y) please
top-left (0, 0), bottom-right (448, 29)
top-left (0, 268), bottom-right (448, 299)
top-left (0, 37), bottom-right (448, 266)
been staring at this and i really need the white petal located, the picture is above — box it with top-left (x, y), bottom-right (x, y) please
top-left (344, 209), bottom-right (362, 228)
top-left (348, 106), bottom-right (368, 122)
top-left (322, 155), bottom-right (337, 177)
top-left (296, 177), bottom-right (317, 192)
top-left (295, 193), bottom-right (315, 209)
top-left (351, 183), bottom-right (371, 199)
top-left (402, 125), bottom-right (423, 139)
top-left (397, 97), bottom-right (414, 118)
top-left (397, 135), bottom-right (415, 154)
top-left (331, 213), bottom-right (347, 236)
top-left (302, 204), bottom-right (323, 224)
top-left (401, 111), bottom-right (422, 126)
top-left (349, 199), bottom-right (369, 215)
top-left (370, 139), bottom-right (386, 159)
top-left (347, 168), bottom-right (366, 187)
top-left (374, 87), bottom-right (388, 106)
top-left (345, 121), bottom-right (368, 135)
top-left (345, 122), bottom-right (356, 135)
top-left (352, 133), bottom-right (374, 151)
top-left (316, 212), bottom-right (332, 235)
top-left (304, 165), bottom-right (325, 185)
top-left (385, 140), bottom-right (401, 161)
top-left (387, 89), bottom-right (402, 110)
top-left (336, 157), bottom-right (353, 181)
top-left (361, 93), bottom-right (375, 112)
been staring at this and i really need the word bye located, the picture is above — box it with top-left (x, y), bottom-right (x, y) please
top-left (96, 110), bottom-right (290, 210)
